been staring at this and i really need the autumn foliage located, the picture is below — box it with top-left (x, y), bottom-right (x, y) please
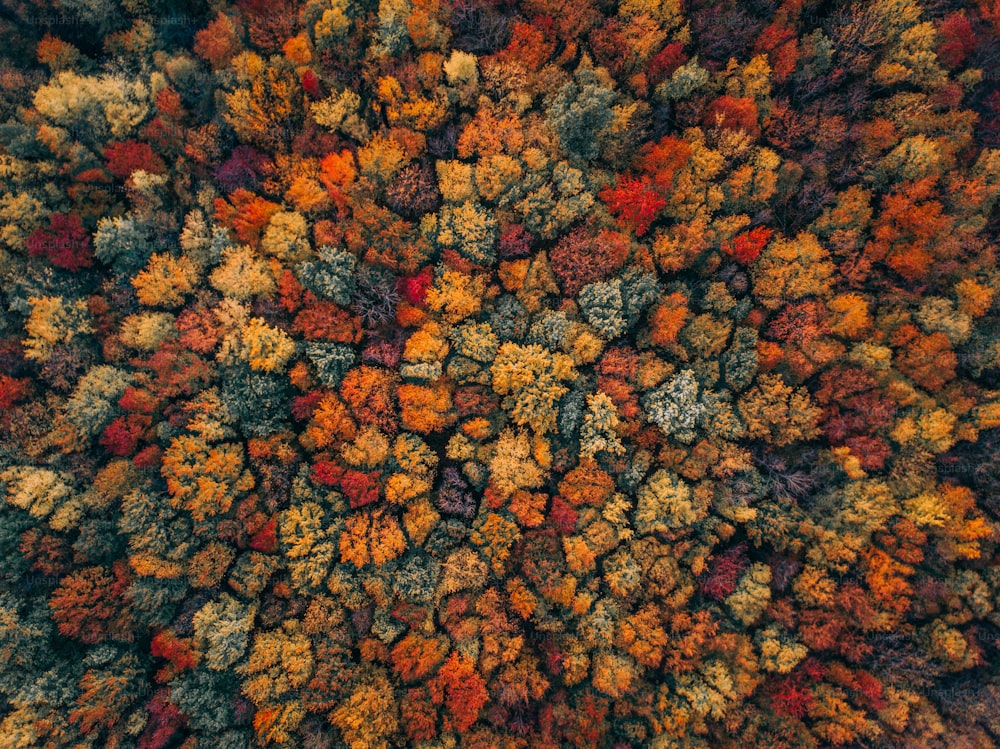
top-left (2, 0), bottom-right (1000, 747)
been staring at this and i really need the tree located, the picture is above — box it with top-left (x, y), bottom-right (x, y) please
top-left (738, 374), bottom-right (821, 446)
top-left (339, 509), bottom-right (407, 567)
top-left (642, 369), bottom-right (707, 444)
top-left (229, 318), bottom-right (297, 373)
top-left (32, 70), bottom-right (150, 144)
top-left (425, 268), bottom-right (487, 323)
top-left (725, 562), bottom-right (771, 625)
top-left (214, 189), bottom-right (282, 246)
top-left (193, 594), bottom-right (257, 671)
top-left (591, 650), bottom-right (639, 698)
top-left (488, 428), bottom-right (546, 499)
top-left (428, 651), bottom-right (489, 733)
top-left (398, 382), bottom-right (456, 434)
top-left (70, 650), bottom-right (146, 735)
top-left (132, 254), bottom-right (198, 308)
top-left (386, 162), bottom-right (442, 219)
top-left (430, 201), bottom-right (499, 266)
top-left (22, 296), bottom-right (93, 363)
top-left (549, 227), bottom-right (630, 296)
top-left (599, 176), bottom-right (666, 237)
top-left (891, 325), bottom-right (957, 392)
top-left (93, 215), bottom-right (153, 273)
top-left (331, 669), bottom-right (400, 749)
top-left (49, 563), bottom-right (133, 644)
top-left (194, 11), bottom-right (244, 69)
top-left (103, 140), bottom-right (165, 179)
top-left (242, 627), bottom-right (313, 744)
top-left (703, 95), bottom-right (761, 139)
top-left (209, 245), bottom-right (277, 300)
top-left (391, 632), bottom-right (450, 682)
top-left (161, 435), bottom-right (254, 522)
top-left (223, 54), bottom-right (303, 151)
top-left (491, 342), bottom-right (576, 433)
top-left (752, 232), bottom-right (835, 310)
top-left (26, 213), bottom-right (94, 272)
top-left (580, 392), bottom-right (626, 459)
top-left (295, 245), bottom-right (357, 306)
top-left (635, 469), bottom-right (700, 533)
top-left (0, 465), bottom-right (74, 524)
top-left (64, 365), bottom-right (133, 443)
top-left (722, 226), bottom-right (772, 265)
top-left (261, 211), bottom-right (311, 263)
top-left (546, 61), bottom-right (617, 163)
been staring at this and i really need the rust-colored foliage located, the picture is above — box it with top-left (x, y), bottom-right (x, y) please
top-left (549, 227), bottom-right (630, 296)
top-left (429, 651), bottom-right (490, 732)
top-left (49, 563), bottom-right (133, 644)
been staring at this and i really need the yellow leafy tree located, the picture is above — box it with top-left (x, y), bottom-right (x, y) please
top-left (726, 563), bottom-right (772, 626)
top-left (161, 435), bottom-right (254, 522)
top-left (242, 624), bottom-right (314, 744)
top-left (261, 210), bottom-right (311, 262)
top-left (425, 268), bottom-right (487, 324)
top-left (119, 312), bottom-right (177, 350)
top-left (223, 52), bottom-right (302, 150)
top-left (491, 342), bottom-right (576, 433)
top-left (0, 466), bottom-right (75, 525)
top-left (470, 511), bottom-right (522, 575)
top-left (331, 669), bottom-right (400, 749)
top-left (228, 317), bottom-right (297, 373)
top-left (22, 295), bottom-right (93, 362)
top-left (751, 231), bottom-right (835, 310)
top-left (738, 374), bottom-right (821, 446)
top-left (488, 429), bottom-right (546, 500)
top-left (635, 470), bottom-right (702, 533)
top-left (339, 509), bottom-right (407, 568)
top-left (209, 245), bottom-right (276, 300)
top-left (903, 483), bottom-right (993, 562)
top-left (132, 253), bottom-right (199, 308)
top-left (280, 501), bottom-right (339, 593)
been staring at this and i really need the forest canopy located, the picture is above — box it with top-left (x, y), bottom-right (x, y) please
top-left (1, 0), bottom-right (1000, 747)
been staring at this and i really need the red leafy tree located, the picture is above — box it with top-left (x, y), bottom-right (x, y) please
top-left (249, 517), bottom-right (278, 553)
top-left (769, 677), bottom-right (814, 719)
top-left (311, 459), bottom-right (344, 487)
top-left (341, 469), bottom-right (381, 509)
top-left (637, 135), bottom-right (692, 193)
top-left (699, 543), bottom-right (750, 601)
top-left (702, 95), bottom-right (761, 139)
top-left (647, 42), bottom-right (688, 83)
top-left (498, 223), bottom-right (533, 259)
top-left (138, 691), bottom-right (187, 749)
top-left (0, 375), bottom-right (30, 409)
top-left (398, 267), bottom-right (434, 306)
top-left (150, 630), bottom-right (197, 682)
top-left (401, 687), bottom-right (438, 742)
top-left (936, 12), bottom-right (977, 68)
top-left (723, 226), bottom-right (773, 264)
top-left (429, 651), bottom-right (490, 732)
top-left (301, 69), bottom-right (323, 98)
top-left (99, 415), bottom-right (148, 457)
top-left (598, 177), bottom-right (666, 238)
top-left (27, 213), bottom-right (94, 271)
top-left (104, 140), bottom-right (167, 179)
